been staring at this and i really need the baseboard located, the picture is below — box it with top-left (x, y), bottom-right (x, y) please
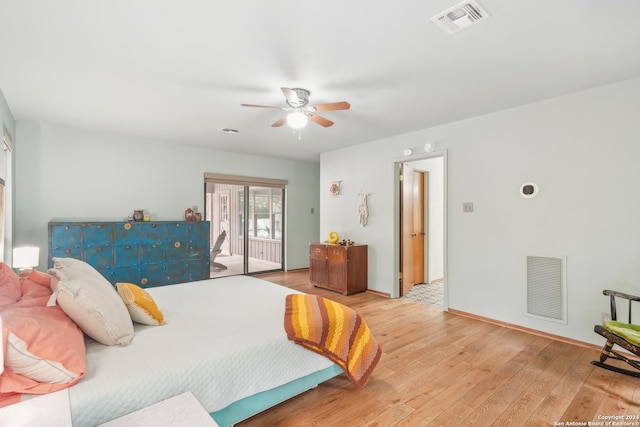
top-left (430, 277), bottom-right (444, 284)
top-left (367, 289), bottom-right (390, 298)
top-left (284, 267), bottom-right (309, 273)
top-left (447, 308), bottom-right (601, 351)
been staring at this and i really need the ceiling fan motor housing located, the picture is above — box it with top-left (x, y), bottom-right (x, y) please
top-left (285, 88), bottom-right (311, 108)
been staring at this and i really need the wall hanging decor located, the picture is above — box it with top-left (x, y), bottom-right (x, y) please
top-left (330, 181), bottom-right (341, 196)
top-left (358, 192), bottom-right (370, 226)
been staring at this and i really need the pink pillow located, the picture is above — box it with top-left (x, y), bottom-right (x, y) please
top-left (0, 268), bottom-right (86, 406)
top-left (17, 269), bottom-right (53, 304)
top-left (0, 263), bottom-right (21, 308)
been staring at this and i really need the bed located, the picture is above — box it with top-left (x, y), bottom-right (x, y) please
top-left (72, 275), bottom-right (340, 426)
top-left (1, 259), bottom-right (380, 426)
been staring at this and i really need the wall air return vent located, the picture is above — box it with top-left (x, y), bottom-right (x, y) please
top-left (524, 255), bottom-right (567, 324)
top-left (431, 0), bottom-right (490, 34)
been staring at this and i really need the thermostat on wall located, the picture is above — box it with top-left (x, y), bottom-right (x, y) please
top-left (520, 182), bottom-right (539, 198)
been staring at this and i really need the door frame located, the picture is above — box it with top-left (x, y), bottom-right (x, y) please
top-left (393, 150), bottom-right (448, 308)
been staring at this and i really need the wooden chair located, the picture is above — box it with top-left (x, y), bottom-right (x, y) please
top-left (210, 230), bottom-right (228, 272)
top-left (592, 289), bottom-right (640, 377)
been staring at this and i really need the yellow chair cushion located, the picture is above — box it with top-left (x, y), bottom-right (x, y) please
top-left (116, 283), bottom-right (166, 326)
top-left (604, 320), bottom-right (640, 346)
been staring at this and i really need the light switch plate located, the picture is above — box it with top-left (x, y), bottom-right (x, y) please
top-left (463, 202), bottom-right (473, 213)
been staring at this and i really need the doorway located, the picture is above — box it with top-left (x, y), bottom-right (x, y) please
top-left (204, 174), bottom-right (286, 277)
top-left (397, 154), bottom-right (446, 307)
top-left (400, 163), bottom-right (426, 296)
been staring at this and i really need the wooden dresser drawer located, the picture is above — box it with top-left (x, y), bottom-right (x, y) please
top-left (327, 246), bottom-right (346, 262)
top-left (310, 244), bottom-right (327, 260)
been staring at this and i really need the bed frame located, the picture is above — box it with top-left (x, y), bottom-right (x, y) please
top-left (210, 364), bottom-right (343, 426)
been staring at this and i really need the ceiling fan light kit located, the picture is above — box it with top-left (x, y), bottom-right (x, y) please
top-left (241, 87), bottom-right (350, 131)
top-left (286, 111), bottom-right (308, 129)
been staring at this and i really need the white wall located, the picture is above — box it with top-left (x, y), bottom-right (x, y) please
top-left (14, 121), bottom-right (320, 271)
top-left (321, 77), bottom-right (640, 346)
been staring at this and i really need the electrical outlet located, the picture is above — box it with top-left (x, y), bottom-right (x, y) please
top-left (601, 312), bottom-right (611, 324)
top-left (463, 202), bottom-right (474, 213)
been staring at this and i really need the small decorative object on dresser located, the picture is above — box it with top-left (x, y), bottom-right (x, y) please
top-left (326, 231), bottom-right (339, 243)
top-left (309, 242), bottom-right (367, 295)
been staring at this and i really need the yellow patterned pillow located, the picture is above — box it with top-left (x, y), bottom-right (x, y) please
top-left (116, 283), bottom-right (166, 326)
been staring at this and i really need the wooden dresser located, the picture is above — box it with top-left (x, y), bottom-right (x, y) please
top-left (309, 242), bottom-right (367, 295)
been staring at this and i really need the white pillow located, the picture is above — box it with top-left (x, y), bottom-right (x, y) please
top-left (49, 257), bottom-right (134, 346)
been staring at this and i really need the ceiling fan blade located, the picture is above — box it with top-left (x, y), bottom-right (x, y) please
top-left (312, 101), bottom-right (351, 112)
top-left (241, 103), bottom-right (281, 109)
top-left (271, 116), bottom-right (287, 127)
top-left (310, 114), bottom-right (334, 127)
top-left (281, 87), bottom-right (300, 105)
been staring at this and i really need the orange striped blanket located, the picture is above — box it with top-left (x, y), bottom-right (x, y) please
top-left (284, 294), bottom-right (382, 388)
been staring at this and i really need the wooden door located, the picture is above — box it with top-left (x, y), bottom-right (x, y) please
top-left (400, 164), bottom-right (425, 296)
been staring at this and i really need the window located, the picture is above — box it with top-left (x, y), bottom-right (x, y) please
top-left (240, 187), bottom-right (282, 240)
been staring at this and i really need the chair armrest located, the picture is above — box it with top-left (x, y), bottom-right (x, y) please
top-left (603, 290), bottom-right (640, 302)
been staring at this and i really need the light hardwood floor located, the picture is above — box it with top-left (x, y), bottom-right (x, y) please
top-left (239, 270), bottom-right (640, 427)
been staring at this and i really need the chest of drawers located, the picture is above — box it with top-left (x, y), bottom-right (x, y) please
top-left (48, 221), bottom-right (210, 288)
top-left (309, 243), bottom-right (367, 295)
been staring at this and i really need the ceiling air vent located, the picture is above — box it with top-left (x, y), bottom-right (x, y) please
top-left (431, 0), bottom-right (490, 34)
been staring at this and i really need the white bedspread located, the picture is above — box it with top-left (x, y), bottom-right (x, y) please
top-left (68, 276), bottom-right (334, 426)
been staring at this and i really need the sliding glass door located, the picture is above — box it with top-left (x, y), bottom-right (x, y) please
top-left (205, 174), bottom-right (285, 277)
top-left (240, 186), bottom-right (283, 273)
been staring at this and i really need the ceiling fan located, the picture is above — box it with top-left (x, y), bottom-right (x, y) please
top-left (241, 87), bottom-right (350, 129)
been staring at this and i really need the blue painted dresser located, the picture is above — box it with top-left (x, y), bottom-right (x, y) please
top-left (48, 221), bottom-right (211, 288)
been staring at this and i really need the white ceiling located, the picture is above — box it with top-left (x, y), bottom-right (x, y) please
top-left (1, 0), bottom-right (640, 162)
